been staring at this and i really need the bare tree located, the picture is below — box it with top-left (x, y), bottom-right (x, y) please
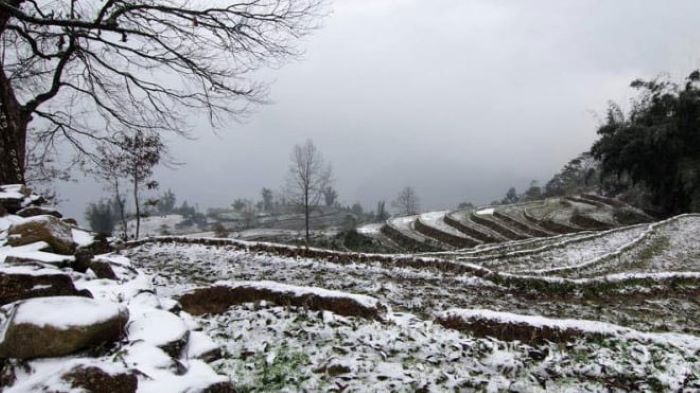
top-left (0, 0), bottom-right (323, 184)
top-left (89, 131), bottom-right (163, 239)
top-left (285, 139), bottom-right (332, 243)
top-left (392, 186), bottom-right (420, 216)
top-left (240, 199), bottom-right (257, 229)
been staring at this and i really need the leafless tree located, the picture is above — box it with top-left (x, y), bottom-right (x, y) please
top-left (89, 130), bottom-right (163, 239)
top-left (285, 139), bottom-right (331, 243)
top-left (392, 186), bottom-right (420, 216)
top-left (240, 199), bottom-right (257, 229)
top-left (0, 0), bottom-right (323, 185)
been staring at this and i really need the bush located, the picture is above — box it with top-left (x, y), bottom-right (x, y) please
top-left (85, 200), bottom-right (116, 235)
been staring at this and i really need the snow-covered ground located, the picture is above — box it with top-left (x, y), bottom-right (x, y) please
top-left (127, 232), bottom-right (700, 391)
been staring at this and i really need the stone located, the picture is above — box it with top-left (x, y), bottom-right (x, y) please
top-left (127, 309), bottom-right (189, 358)
top-left (0, 271), bottom-right (90, 307)
top-left (16, 206), bottom-right (63, 219)
top-left (0, 296), bottom-right (128, 359)
top-left (61, 366), bottom-right (137, 393)
top-left (198, 381), bottom-right (237, 393)
top-left (89, 261), bottom-right (117, 280)
top-left (7, 215), bottom-right (76, 255)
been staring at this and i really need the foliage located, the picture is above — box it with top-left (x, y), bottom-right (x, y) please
top-left (158, 190), bottom-right (177, 215)
top-left (522, 180), bottom-right (543, 202)
top-left (322, 186), bottom-right (338, 207)
top-left (502, 187), bottom-right (519, 204)
top-left (213, 223), bottom-right (230, 238)
top-left (591, 71), bottom-right (700, 214)
top-left (544, 153), bottom-right (600, 197)
top-left (261, 188), bottom-right (274, 212)
top-left (376, 200), bottom-right (389, 221)
top-left (85, 200), bottom-right (116, 234)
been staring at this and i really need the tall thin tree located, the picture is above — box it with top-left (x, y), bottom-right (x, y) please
top-left (285, 139), bottom-right (332, 243)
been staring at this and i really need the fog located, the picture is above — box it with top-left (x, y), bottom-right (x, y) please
top-left (57, 0), bottom-right (700, 220)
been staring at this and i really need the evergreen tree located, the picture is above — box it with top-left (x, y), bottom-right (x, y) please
top-left (591, 71), bottom-right (700, 214)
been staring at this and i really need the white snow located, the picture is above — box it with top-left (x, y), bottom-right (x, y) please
top-left (439, 308), bottom-right (700, 351)
top-left (10, 296), bottom-right (126, 329)
top-left (127, 308), bottom-right (188, 347)
top-left (71, 228), bottom-right (94, 247)
top-left (216, 280), bottom-right (383, 310)
top-left (476, 208), bottom-right (495, 215)
top-left (357, 223), bottom-right (383, 235)
top-left (186, 331), bottom-right (220, 360)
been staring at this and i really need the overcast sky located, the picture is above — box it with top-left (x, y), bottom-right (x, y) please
top-left (57, 0), bottom-right (700, 220)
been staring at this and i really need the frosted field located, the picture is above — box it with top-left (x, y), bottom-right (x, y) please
top-left (127, 215), bottom-right (700, 391)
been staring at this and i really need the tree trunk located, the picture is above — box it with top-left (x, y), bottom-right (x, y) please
top-left (0, 4), bottom-right (28, 185)
top-left (304, 189), bottom-right (310, 245)
top-left (0, 77), bottom-right (27, 185)
top-left (133, 173), bottom-right (140, 240)
top-left (114, 181), bottom-right (128, 240)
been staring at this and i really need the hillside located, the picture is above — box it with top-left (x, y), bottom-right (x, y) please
top-left (1, 185), bottom-right (698, 392)
top-left (358, 194), bottom-right (651, 253)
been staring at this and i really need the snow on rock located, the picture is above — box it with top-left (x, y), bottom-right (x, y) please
top-left (0, 185), bottom-right (42, 214)
top-left (186, 331), bottom-right (222, 362)
top-left (4, 358), bottom-right (135, 393)
top-left (7, 215), bottom-right (76, 255)
top-left (476, 208), bottom-right (495, 215)
top-left (0, 296), bottom-right (129, 359)
top-left (179, 280), bottom-right (388, 320)
top-left (127, 308), bottom-right (189, 357)
top-left (16, 205), bottom-right (62, 219)
top-left (0, 241), bottom-right (74, 265)
top-left (71, 228), bottom-right (95, 248)
top-left (0, 269), bottom-right (88, 307)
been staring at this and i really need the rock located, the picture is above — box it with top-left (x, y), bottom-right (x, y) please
top-left (127, 309), bottom-right (189, 358)
top-left (7, 215), bottom-right (76, 255)
top-left (72, 249), bottom-right (94, 273)
top-left (0, 185), bottom-right (31, 214)
top-left (186, 331), bottom-right (222, 362)
top-left (199, 381), bottom-right (237, 393)
top-left (89, 261), bottom-right (117, 280)
top-left (0, 296), bottom-right (128, 359)
top-left (0, 271), bottom-right (90, 307)
top-left (62, 218), bottom-right (79, 227)
top-left (16, 205), bottom-right (63, 218)
top-left (0, 204), bottom-right (6, 217)
top-left (62, 365), bottom-right (137, 393)
top-left (0, 359), bottom-right (18, 388)
top-left (86, 233), bottom-right (113, 254)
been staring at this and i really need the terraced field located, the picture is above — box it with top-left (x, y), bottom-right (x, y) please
top-left (360, 194), bottom-right (651, 253)
top-left (126, 199), bottom-right (700, 391)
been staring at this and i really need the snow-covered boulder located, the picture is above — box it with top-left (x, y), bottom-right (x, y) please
top-left (16, 205), bottom-right (62, 219)
top-left (0, 184), bottom-right (42, 214)
top-left (7, 215), bottom-right (76, 255)
top-left (185, 331), bottom-right (222, 362)
top-left (0, 269), bottom-right (90, 306)
top-left (0, 296), bottom-right (128, 359)
top-left (179, 280), bottom-right (388, 320)
top-left (60, 365), bottom-right (137, 393)
top-left (127, 309), bottom-right (189, 358)
top-left (89, 260), bottom-right (117, 280)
